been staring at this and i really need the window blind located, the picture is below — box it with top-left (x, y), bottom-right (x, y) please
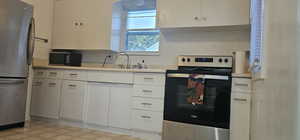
top-left (250, 0), bottom-right (264, 73)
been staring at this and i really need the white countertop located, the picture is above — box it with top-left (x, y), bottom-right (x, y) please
top-left (232, 73), bottom-right (252, 78)
top-left (33, 65), bottom-right (168, 73)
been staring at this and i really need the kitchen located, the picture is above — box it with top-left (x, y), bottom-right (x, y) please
top-left (0, 0), bottom-right (299, 140)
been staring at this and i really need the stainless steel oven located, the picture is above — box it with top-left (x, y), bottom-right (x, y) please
top-left (163, 56), bottom-right (233, 140)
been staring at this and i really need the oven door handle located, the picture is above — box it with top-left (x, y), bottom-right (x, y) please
top-left (167, 74), bottom-right (229, 80)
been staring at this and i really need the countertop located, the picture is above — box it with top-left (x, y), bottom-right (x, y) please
top-left (33, 64), bottom-right (168, 73)
top-left (232, 73), bottom-right (252, 78)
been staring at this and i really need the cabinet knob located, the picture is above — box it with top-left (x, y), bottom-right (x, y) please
top-left (194, 16), bottom-right (199, 20)
top-left (75, 22), bottom-right (79, 26)
top-left (202, 17), bottom-right (207, 21)
top-left (233, 98), bottom-right (247, 102)
top-left (80, 22), bottom-right (83, 26)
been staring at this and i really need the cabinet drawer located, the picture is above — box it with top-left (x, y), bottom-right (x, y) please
top-left (132, 97), bottom-right (164, 112)
top-left (133, 85), bottom-right (165, 99)
top-left (232, 78), bottom-right (252, 92)
top-left (132, 110), bottom-right (163, 133)
top-left (231, 93), bottom-right (251, 104)
top-left (63, 71), bottom-right (87, 81)
top-left (47, 70), bottom-right (63, 79)
top-left (88, 71), bottom-right (133, 84)
top-left (134, 73), bottom-right (165, 85)
top-left (34, 69), bottom-right (47, 78)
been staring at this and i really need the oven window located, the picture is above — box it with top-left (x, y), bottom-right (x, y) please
top-left (164, 74), bottom-right (231, 129)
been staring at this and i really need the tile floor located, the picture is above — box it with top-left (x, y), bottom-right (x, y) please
top-left (0, 121), bottom-right (141, 140)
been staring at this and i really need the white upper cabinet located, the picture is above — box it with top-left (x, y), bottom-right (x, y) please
top-left (157, 0), bottom-right (202, 28)
top-left (52, 0), bottom-right (117, 51)
top-left (157, 0), bottom-right (250, 28)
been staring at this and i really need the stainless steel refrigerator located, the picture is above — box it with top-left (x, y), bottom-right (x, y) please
top-left (0, 0), bottom-right (35, 129)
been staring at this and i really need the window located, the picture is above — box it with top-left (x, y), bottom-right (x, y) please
top-left (250, 0), bottom-right (266, 79)
top-left (125, 10), bottom-right (160, 53)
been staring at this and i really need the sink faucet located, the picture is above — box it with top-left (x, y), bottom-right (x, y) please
top-left (119, 52), bottom-right (130, 69)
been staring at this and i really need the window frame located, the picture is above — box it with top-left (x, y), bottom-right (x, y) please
top-left (122, 9), bottom-right (160, 56)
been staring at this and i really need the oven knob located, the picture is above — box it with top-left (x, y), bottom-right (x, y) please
top-left (224, 59), bottom-right (229, 63)
top-left (182, 58), bottom-right (186, 62)
top-left (187, 58), bottom-right (191, 62)
top-left (219, 58), bottom-right (223, 63)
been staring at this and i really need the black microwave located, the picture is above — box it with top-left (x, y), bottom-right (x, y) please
top-left (49, 52), bottom-right (82, 66)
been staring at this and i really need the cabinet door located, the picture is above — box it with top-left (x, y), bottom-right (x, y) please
top-left (109, 84), bottom-right (132, 129)
top-left (157, 0), bottom-right (202, 28)
top-left (43, 79), bottom-right (62, 119)
top-left (77, 0), bottom-right (113, 50)
top-left (52, 0), bottom-right (80, 49)
top-left (230, 93), bottom-right (251, 140)
top-left (61, 80), bottom-right (86, 121)
top-left (201, 0), bottom-right (250, 26)
top-left (86, 83), bottom-right (110, 126)
top-left (31, 79), bottom-right (46, 117)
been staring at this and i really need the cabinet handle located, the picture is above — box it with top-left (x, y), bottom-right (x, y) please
top-left (37, 72), bottom-right (44, 75)
top-left (35, 82), bottom-right (42, 86)
top-left (70, 73), bottom-right (78, 76)
top-left (142, 90), bottom-right (153, 93)
top-left (141, 103), bottom-right (152, 106)
top-left (141, 116), bottom-right (151, 119)
top-left (144, 77), bottom-right (154, 80)
top-left (234, 83), bottom-right (249, 87)
top-left (233, 98), bottom-right (247, 102)
top-left (49, 72), bottom-right (57, 75)
top-left (68, 84), bottom-right (77, 87)
top-left (48, 83), bottom-right (56, 86)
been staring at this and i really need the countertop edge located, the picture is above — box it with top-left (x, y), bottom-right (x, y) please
top-left (232, 73), bottom-right (252, 78)
top-left (33, 65), bottom-right (167, 73)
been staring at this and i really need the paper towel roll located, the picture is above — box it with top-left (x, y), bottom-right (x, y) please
top-left (234, 51), bottom-right (249, 74)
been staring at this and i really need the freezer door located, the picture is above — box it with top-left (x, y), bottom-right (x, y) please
top-left (0, 78), bottom-right (28, 126)
top-left (0, 0), bottom-right (33, 78)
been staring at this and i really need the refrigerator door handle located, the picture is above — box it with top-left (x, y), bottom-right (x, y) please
top-left (0, 79), bottom-right (26, 85)
top-left (27, 18), bottom-right (35, 65)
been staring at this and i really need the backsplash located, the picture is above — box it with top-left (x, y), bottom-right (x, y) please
top-left (82, 28), bottom-right (250, 67)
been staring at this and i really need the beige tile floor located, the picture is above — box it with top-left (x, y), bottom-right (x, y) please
top-left (0, 121), bottom-right (141, 140)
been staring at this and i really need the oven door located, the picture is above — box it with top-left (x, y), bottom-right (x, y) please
top-left (164, 72), bottom-right (231, 129)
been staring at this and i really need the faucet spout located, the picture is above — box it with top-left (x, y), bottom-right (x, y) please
top-left (119, 52), bottom-right (130, 69)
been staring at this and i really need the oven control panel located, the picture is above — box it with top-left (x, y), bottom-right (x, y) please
top-left (178, 56), bottom-right (233, 68)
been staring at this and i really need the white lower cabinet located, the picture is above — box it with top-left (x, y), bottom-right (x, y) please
top-left (109, 84), bottom-right (132, 129)
top-left (31, 79), bottom-right (46, 117)
top-left (32, 69), bottom-right (166, 140)
top-left (230, 93), bottom-right (251, 140)
top-left (60, 80), bottom-right (86, 121)
top-left (86, 82), bottom-right (110, 126)
top-left (31, 79), bottom-right (61, 119)
top-left (230, 78), bottom-right (251, 140)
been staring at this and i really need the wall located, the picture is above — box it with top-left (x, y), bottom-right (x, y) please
top-left (83, 28), bottom-right (250, 67)
top-left (251, 0), bottom-right (299, 140)
top-left (22, 0), bottom-right (53, 60)
top-left (22, 0), bottom-right (54, 121)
